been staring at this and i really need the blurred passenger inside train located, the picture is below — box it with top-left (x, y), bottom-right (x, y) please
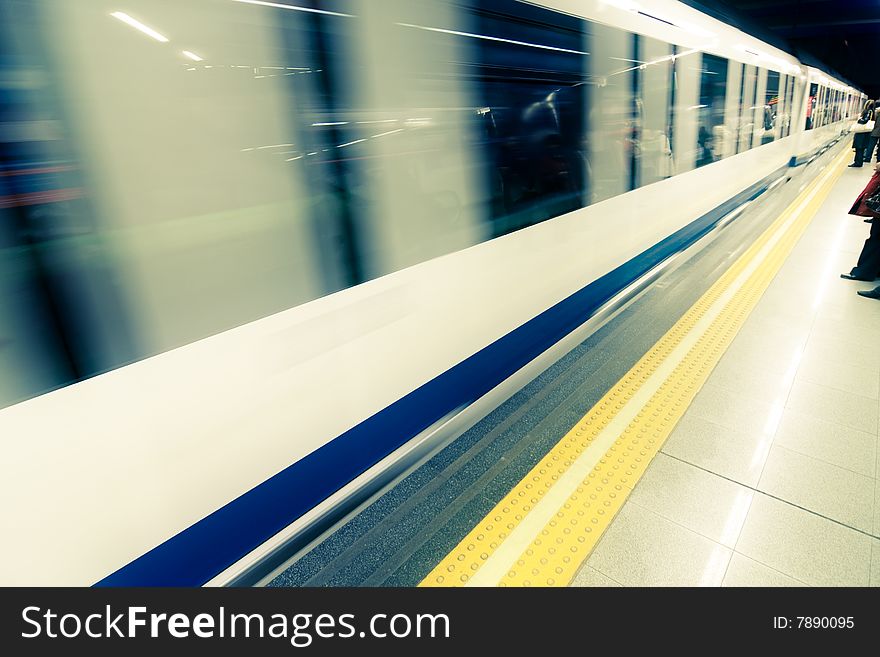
top-left (696, 125), bottom-right (716, 167)
top-left (760, 103), bottom-right (775, 145)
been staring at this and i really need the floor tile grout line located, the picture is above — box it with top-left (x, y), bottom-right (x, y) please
top-left (871, 535), bottom-right (877, 587)
top-left (725, 550), bottom-right (813, 587)
top-left (594, 497), bottom-right (814, 588)
top-left (660, 451), bottom-right (880, 541)
top-left (570, 564), bottom-right (625, 588)
top-left (785, 379), bottom-right (880, 417)
top-left (682, 395), bottom-right (880, 482)
top-left (719, 494), bottom-right (754, 585)
top-left (729, 485), bottom-right (757, 562)
top-left (792, 375), bottom-right (880, 405)
top-left (628, 454), bottom-right (753, 552)
top-left (718, 552), bottom-right (735, 587)
top-left (752, 358), bottom-right (880, 485)
top-left (765, 440), bottom-right (877, 481)
top-left (602, 498), bottom-right (735, 586)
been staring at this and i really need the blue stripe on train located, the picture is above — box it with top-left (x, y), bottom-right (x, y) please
top-left (97, 164), bottom-right (790, 586)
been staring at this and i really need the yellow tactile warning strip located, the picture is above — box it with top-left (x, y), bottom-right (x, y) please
top-left (420, 148), bottom-right (849, 587)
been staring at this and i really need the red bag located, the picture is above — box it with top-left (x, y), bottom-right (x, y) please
top-left (849, 171), bottom-right (880, 217)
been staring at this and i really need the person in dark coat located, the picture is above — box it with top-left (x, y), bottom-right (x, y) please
top-left (849, 100), bottom-right (875, 168)
top-left (857, 283), bottom-right (880, 299)
top-left (866, 116), bottom-right (880, 164)
top-left (841, 163), bottom-right (880, 285)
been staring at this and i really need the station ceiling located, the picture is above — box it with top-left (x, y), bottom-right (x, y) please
top-left (683, 0), bottom-right (880, 98)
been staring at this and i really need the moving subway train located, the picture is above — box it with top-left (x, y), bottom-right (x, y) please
top-left (0, 0), bottom-right (865, 585)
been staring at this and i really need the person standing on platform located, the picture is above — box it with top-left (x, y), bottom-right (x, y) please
top-left (849, 100), bottom-right (875, 168)
top-left (841, 163), bottom-right (880, 286)
top-left (866, 116), bottom-right (880, 164)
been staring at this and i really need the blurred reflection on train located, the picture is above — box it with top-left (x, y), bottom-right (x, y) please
top-left (2, 0), bottom-right (855, 412)
top-left (0, 0), bottom-right (865, 584)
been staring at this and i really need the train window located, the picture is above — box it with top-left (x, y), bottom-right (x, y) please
top-left (469, 0), bottom-right (589, 237)
top-left (587, 21), bottom-right (633, 203)
top-left (823, 87), bottom-right (828, 124)
top-left (320, 0), bottom-right (489, 277)
top-left (752, 68), bottom-right (767, 147)
top-left (822, 87), bottom-right (829, 125)
top-left (733, 64), bottom-right (745, 151)
top-left (737, 65), bottom-right (757, 152)
top-left (813, 86), bottom-right (821, 127)
top-left (635, 36), bottom-right (673, 187)
top-left (822, 86), bottom-right (829, 125)
top-left (22, 0), bottom-right (342, 370)
top-left (822, 87), bottom-right (827, 126)
top-left (779, 75), bottom-right (788, 137)
top-left (694, 53), bottom-right (728, 168)
top-left (762, 70), bottom-right (779, 144)
top-left (787, 76), bottom-right (799, 136)
top-left (0, 0), bottom-right (117, 407)
top-left (777, 74), bottom-right (789, 138)
top-left (806, 82), bottom-right (818, 129)
top-left (826, 87), bottom-right (832, 124)
top-left (668, 48), bottom-right (701, 174)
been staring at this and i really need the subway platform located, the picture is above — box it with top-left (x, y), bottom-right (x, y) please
top-left (576, 154), bottom-right (880, 587)
top-left (265, 144), bottom-right (880, 588)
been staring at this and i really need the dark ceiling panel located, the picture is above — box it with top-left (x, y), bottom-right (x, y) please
top-left (680, 0), bottom-right (880, 97)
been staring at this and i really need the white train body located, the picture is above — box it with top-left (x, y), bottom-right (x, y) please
top-left (0, 0), bottom-right (862, 585)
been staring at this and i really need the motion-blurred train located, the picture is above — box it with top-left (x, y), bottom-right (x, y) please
top-left (0, 0), bottom-right (864, 585)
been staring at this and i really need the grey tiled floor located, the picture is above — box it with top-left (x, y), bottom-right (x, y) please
top-left (574, 161), bottom-right (880, 587)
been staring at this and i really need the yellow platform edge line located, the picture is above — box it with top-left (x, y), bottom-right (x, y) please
top-left (419, 148), bottom-right (848, 588)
